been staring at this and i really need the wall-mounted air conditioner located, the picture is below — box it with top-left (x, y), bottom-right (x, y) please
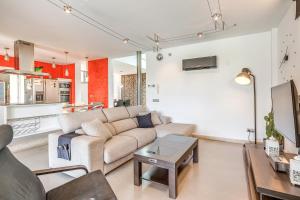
top-left (182, 56), bottom-right (217, 71)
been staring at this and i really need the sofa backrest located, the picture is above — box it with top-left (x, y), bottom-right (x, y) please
top-left (102, 107), bottom-right (137, 134)
top-left (102, 107), bottom-right (129, 122)
top-left (126, 105), bottom-right (147, 118)
top-left (58, 109), bottom-right (108, 133)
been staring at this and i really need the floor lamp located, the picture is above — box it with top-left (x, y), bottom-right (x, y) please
top-left (235, 68), bottom-right (257, 144)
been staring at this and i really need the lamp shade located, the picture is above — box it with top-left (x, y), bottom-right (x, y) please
top-left (235, 68), bottom-right (252, 85)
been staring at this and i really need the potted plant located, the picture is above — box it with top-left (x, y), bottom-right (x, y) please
top-left (264, 112), bottom-right (284, 152)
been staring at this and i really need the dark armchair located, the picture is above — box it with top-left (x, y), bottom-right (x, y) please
top-left (0, 125), bottom-right (117, 200)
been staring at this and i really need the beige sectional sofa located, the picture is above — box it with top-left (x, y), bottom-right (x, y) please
top-left (48, 106), bottom-right (195, 176)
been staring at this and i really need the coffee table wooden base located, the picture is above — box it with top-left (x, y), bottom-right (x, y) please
top-left (134, 140), bottom-right (198, 199)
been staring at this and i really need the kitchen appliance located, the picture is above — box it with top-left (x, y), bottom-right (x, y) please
top-left (24, 78), bottom-right (45, 104)
top-left (44, 79), bottom-right (59, 103)
top-left (58, 79), bottom-right (71, 103)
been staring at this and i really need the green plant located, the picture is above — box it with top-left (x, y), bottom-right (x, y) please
top-left (264, 112), bottom-right (283, 142)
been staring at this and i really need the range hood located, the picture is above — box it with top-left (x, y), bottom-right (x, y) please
top-left (0, 40), bottom-right (49, 77)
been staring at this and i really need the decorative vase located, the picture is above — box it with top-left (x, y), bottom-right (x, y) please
top-left (265, 137), bottom-right (280, 157)
top-left (290, 156), bottom-right (300, 186)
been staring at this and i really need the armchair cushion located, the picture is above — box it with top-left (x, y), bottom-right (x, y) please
top-left (0, 125), bottom-right (13, 151)
top-left (46, 170), bottom-right (116, 200)
top-left (0, 148), bottom-right (46, 200)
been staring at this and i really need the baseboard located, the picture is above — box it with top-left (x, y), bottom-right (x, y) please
top-left (192, 134), bottom-right (249, 144)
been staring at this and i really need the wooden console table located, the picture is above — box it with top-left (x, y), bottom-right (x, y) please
top-left (243, 143), bottom-right (300, 200)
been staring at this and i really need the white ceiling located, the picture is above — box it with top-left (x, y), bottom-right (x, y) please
top-left (0, 0), bottom-right (292, 63)
top-left (112, 59), bottom-right (146, 76)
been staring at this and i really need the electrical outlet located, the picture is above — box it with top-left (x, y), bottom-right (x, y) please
top-left (247, 128), bottom-right (255, 133)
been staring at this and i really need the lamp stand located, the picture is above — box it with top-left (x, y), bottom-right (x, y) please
top-left (251, 74), bottom-right (257, 144)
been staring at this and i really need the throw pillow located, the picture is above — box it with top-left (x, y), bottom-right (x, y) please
top-left (137, 113), bottom-right (154, 128)
top-left (81, 119), bottom-right (112, 141)
top-left (151, 111), bottom-right (162, 125)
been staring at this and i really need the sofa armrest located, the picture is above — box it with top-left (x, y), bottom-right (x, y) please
top-left (48, 132), bottom-right (105, 176)
top-left (160, 116), bottom-right (172, 124)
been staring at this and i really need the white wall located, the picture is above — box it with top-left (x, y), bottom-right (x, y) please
top-left (75, 61), bottom-right (88, 105)
top-left (113, 73), bottom-right (122, 100)
top-left (277, 2), bottom-right (300, 88)
top-left (146, 32), bottom-right (273, 141)
top-left (277, 2), bottom-right (300, 153)
top-left (75, 61), bottom-right (82, 104)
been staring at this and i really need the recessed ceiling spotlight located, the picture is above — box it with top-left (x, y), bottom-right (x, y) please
top-left (197, 32), bottom-right (203, 38)
top-left (64, 5), bottom-right (72, 14)
top-left (212, 13), bottom-right (222, 21)
top-left (123, 38), bottom-right (129, 44)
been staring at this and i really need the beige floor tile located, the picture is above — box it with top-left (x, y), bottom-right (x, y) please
top-left (14, 139), bottom-right (248, 200)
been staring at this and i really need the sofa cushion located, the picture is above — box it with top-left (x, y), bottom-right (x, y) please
top-left (81, 119), bottom-right (112, 141)
top-left (151, 111), bottom-right (162, 126)
top-left (104, 136), bottom-right (137, 164)
top-left (155, 123), bottom-right (195, 138)
top-left (126, 105), bottom-right (146, 118)
top-left (104, 123), bottom-right (116, 136)
top-left (102, 107), bottom-right (129, 122)
top-left (111, 118), bottom-right (137, 134)
top-left (58, 110), bottom-right (108, 133)
top-left (119, 128), bottom-right (156, 148)
top-left (137, 113), bottom-right (154, 128)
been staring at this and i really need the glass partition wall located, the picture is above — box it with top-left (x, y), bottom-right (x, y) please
top-left (112, 52), bottom-right (146, 107)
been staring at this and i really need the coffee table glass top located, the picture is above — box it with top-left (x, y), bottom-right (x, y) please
top-left (134, 134), bottom-right (198, 163)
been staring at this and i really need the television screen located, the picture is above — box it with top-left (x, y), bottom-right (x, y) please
top-left (271, 80), bottom-right (300, 147)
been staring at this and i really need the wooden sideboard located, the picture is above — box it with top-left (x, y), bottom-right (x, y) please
top-left (243, 143), bottom-right (300, 200)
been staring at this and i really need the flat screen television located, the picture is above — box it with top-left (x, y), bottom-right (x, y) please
top-left (271, 80), bottom-right (300, 148)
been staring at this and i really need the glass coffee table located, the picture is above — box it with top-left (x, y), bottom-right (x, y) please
top-left (134, 134), bottom-right (198, 199)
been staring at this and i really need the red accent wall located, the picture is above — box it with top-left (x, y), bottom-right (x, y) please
top-left (0, 55), bottom-right (16, 68)
top-left (88, 58), bottom-right (108, 108)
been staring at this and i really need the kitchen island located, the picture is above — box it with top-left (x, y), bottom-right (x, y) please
top-left (0, 103), bottom-right (64, 138)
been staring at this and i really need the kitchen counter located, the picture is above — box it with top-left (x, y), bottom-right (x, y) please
top-left (2, 102), bottom-right (64, 107)
top-left (0, 103), bottom-right (64, 138)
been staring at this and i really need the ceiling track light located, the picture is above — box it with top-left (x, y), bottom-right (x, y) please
top-left (123, 38), bottom-right (129, 44)
top-left (46, 0), bottom-right (149, 50)
top-left (64, 5), bottom-right (72, 14)
top-left (52, 57), bottom-right (56, 69)
top-left (4, 47), bottom-right (9, 61)
top-left (212, 13), bottom-right (222, 22)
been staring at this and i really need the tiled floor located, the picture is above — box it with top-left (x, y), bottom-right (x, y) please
top-left (13, 139), bottom-right (248, 200)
